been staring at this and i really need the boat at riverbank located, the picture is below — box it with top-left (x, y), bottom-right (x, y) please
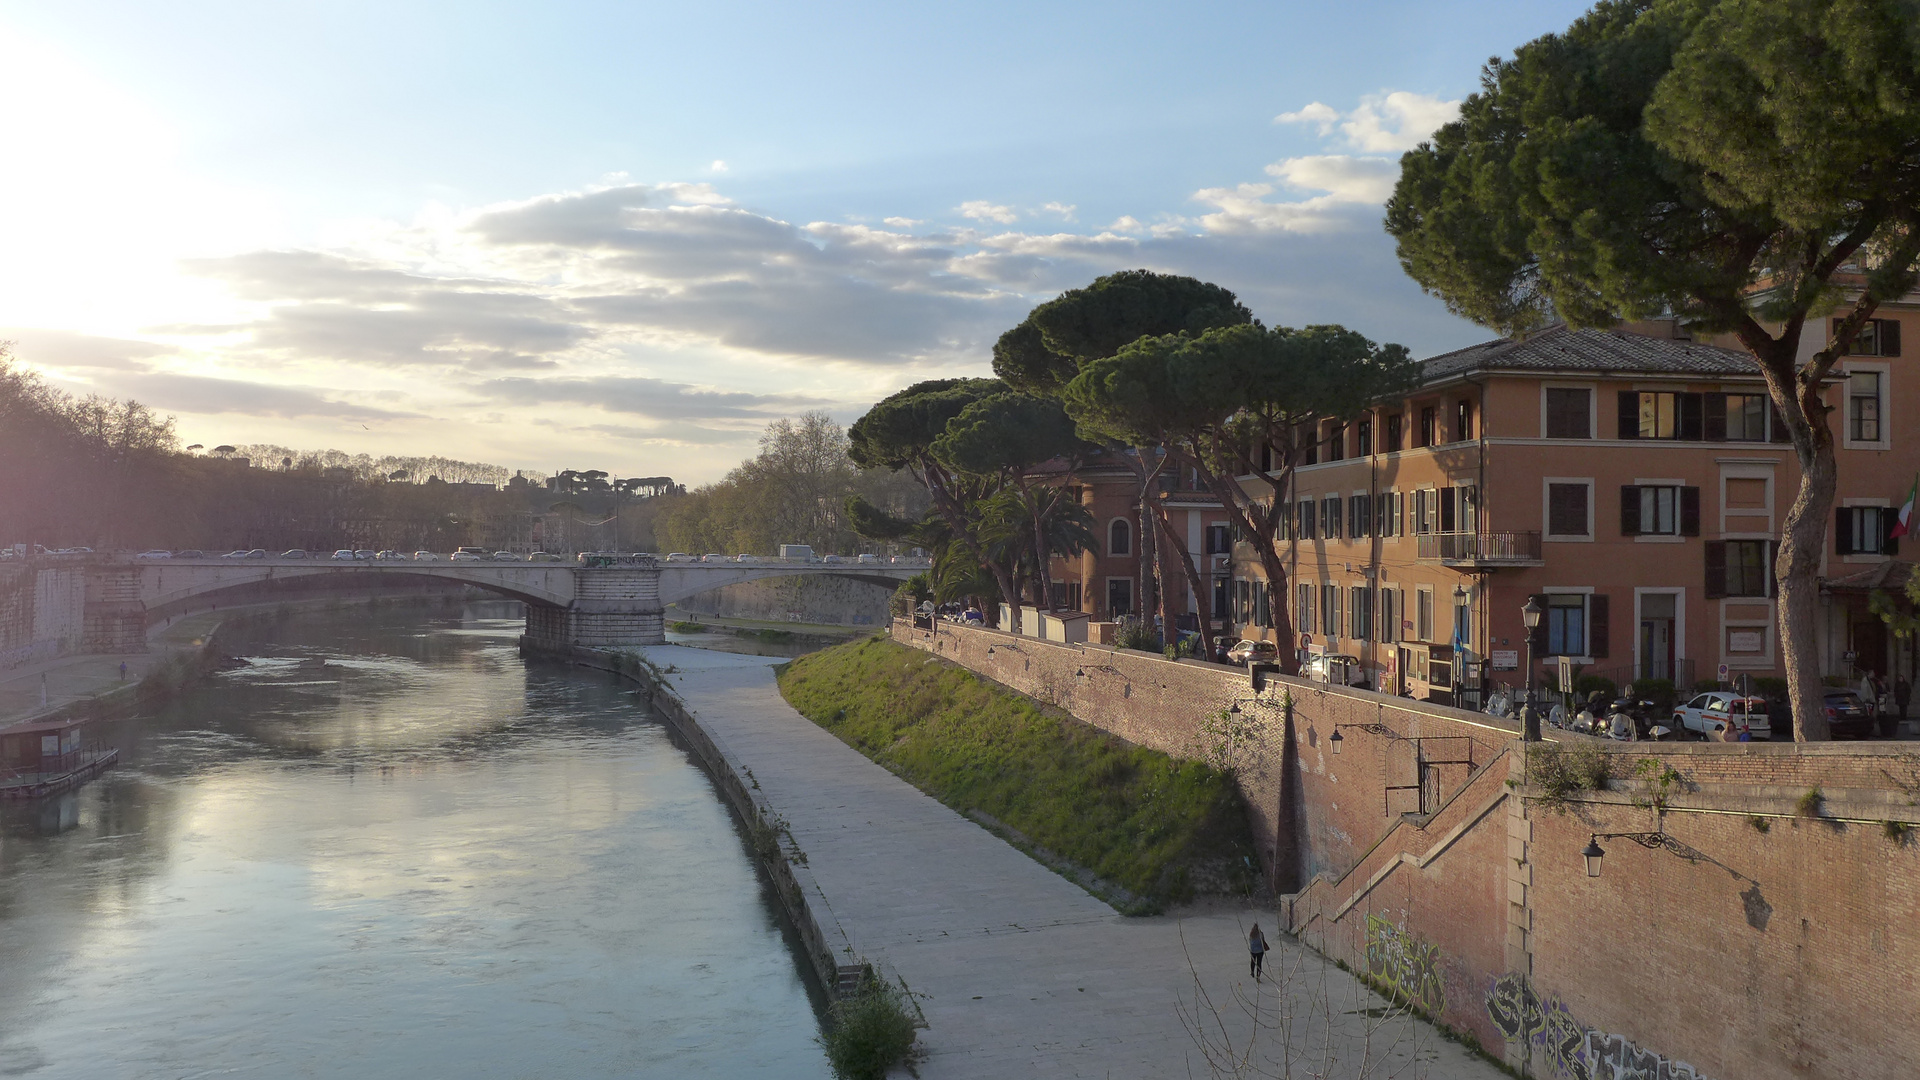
top-left (0, 717), bottom-right (119, 800)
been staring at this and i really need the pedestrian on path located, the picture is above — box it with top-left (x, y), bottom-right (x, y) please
top-left (1248, 923), bottom-right (1269, 981)
top-left (119, 661), bottom-right (128, 680)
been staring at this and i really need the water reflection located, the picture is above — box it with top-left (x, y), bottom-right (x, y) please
top-left (0, 601), bottom-right (829, 1079)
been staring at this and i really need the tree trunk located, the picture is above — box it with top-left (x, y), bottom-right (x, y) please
top-left (1258, 545), bottom-right (1298, 675)
top-left (1777, 386), bottom-right (1836, 742)
top-left (1154, 505), bottom-right (1215, 660)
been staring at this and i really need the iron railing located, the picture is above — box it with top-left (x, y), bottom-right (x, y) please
top-left (1415, 531), bottom-right (1543, 564)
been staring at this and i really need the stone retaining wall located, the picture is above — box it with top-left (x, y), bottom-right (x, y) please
top-left (891, 617), bottom-right (1920, 1079)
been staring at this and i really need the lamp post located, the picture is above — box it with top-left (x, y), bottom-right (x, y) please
top-left (1452, 583), bottom-right (1469, 704)
top-left (1521, 594), bottom-right (1545, 741)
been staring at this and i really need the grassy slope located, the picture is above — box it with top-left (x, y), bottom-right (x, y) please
top-left (777, 636), bottom-right (1257, 905)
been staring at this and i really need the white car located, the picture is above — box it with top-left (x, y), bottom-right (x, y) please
top-left (701, 553), bottom-right (728, 563)
top-left (665, 552), bottom-right (694, 563)
top-left (734, 554), bottom-right (756, 563)
top-left (1672, 692), bottom-right (1771, 740)
top-left (134, 549), bottom-right (173, 560)
top-left (412, 551), bottom-right (440, 561)
top-left (449, 551), bottom-right (482, 562)
top-left (856, 553), bottom-right (879, 564)
top-left (491, 551), bottom-right (517, 561)
top-left (330, 549), bottom-right (357, 560)
top-left (374, 550), bottom-right (405, 560)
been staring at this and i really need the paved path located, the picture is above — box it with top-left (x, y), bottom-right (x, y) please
top-left (637, 645), bottom-right (1504, 1080)
top-left (0, 613), bottom-right (223, 728)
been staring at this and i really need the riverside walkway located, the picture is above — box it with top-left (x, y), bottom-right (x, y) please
top-left (633, 645), bottom-right (1503, 1080)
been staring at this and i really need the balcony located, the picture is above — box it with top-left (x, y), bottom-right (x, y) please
top-left (1415, 531), bottom-right (1543, 568)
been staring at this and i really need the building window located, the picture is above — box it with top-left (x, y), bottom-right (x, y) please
top-left (1322, 583), bottom-right (1340, 642)
top-left (1212, 576), bottom-right (1229, 619)
top-left (1326, 422), bottom-right (1345, 461)
top-left (1620, 391), bottom-right (1703, 440)
top-left (1357, 418), bottom-right (1373, 456)
top-left (1050, 581), bottom-right (1082, 609)
top-left (1837, 506), bottom-right (1899, 556)
top-left (1297, 499), bottom-right (1316, 540)
top-left (1384, 414), bottom-right (1403, 453)
top-left (1620, 485), bottom-right (1699, 537)
top-left (1706, 540), bottom-right (1772, 599)
top-left (1836, 316), bottom-right (1903, 357)
top-left (1251, 581), bottom-right (1270, 628)
top-left (1297, 582), bottom-right (1314, 634)
top-left (1415, 588), bottom-right (1433, 643)
top-left (1547, 482), bottom-right (1591, 538)
top-left (1322, 495), bottom-right (1343, 539)
top-left (1108, 519), bottom-right (1131, 556)
top-left (1715, 393), bottom-right (1768, 441)
top-left (1545, 388), bottom-right (1592, 439)
top-left (1849, 371), bottom-right (1883, 442)
top-left (1378, 588), bottom-right (1396, 643)
top-left (1376, 491), bottom-right (1399, 537)
top-left (1297, 424), bottom-right (1318, 466)
top-left (1349, 494), bottom-right (1370, 538)
top-left (1350, 586), bottom-right (1373, 640)
top-left (1455, 399), bottom-right (1474, 441)
top-left (1418, 407), bottom-right (1437, 448)
top-left (1547, 595), bottom-right (1586, 656)
top-left (1205, 523), bottom-right (1231, 555)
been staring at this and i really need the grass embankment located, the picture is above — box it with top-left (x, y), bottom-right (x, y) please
top-left (777, 636), bottom-right (1258, 910)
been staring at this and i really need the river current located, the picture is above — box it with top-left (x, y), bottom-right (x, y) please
top-left (0, 601), bottom-right (831, 1078)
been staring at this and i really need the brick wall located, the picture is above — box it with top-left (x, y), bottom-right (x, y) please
top-left (893, 618), bottom-right (1920, 1080)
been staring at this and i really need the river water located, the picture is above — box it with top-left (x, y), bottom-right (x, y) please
top-left (0, 601), bottom-right (831, 1079)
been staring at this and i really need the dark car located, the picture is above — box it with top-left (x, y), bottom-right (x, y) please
top-left (1823, 689), bottom-right (1876, 738)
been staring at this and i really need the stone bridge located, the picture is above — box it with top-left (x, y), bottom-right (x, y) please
top-left (82, 556), bottom-right (924, 651)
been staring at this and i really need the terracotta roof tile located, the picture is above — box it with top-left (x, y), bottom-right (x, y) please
top-left (1421, 325), bottom-right (1759, 382)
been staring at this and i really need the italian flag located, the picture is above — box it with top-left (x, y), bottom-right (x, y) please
top-left (1894, 474), bottom-right (1919, 540)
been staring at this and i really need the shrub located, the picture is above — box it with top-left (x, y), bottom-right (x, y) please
top-left (821, 980), bottom-right (918, 1080)
top-left (1526, 742), bottom-right (1611, 812)
top-left (669, 620), bottom-right (707, 634)
top-left (1114, 616), bottom-right (1159, 652)
top-left (1572, 674), bottom-right (1619, 701)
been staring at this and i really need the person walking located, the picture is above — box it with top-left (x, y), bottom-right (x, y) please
top-left (1248, 923), bottom-right (1269, 981)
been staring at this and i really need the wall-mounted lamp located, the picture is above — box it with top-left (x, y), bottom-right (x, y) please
top-left (1582, 831), bottom-right (1720, 879)
top-left (1453, 583), bottom-right (1468, 603)
top-left (1328, 722), bottom-right (1399, 753)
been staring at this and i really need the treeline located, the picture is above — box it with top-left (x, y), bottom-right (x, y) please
top-left (0, 350), bottom-right (658, 553)
top-left (655, 412), bottom-right (927, 556)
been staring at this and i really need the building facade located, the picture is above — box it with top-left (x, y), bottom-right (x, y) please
top-left (1229, 314), bottom-right (1915, 706)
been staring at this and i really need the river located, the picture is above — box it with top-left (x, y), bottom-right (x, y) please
top-left (0, 600), bottom-right (832, 1078)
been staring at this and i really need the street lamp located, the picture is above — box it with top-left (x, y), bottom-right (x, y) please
top-left (1521, 595), bottom-right (1545, 741)
top-left (1583, 836), bottom-right (1607, 878)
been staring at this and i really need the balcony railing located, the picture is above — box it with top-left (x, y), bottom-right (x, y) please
top-left (1415, 530), bottom-right (1543, 566)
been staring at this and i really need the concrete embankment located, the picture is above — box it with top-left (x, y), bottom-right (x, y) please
top-left (548, 641), bottom-right (1502, 1080)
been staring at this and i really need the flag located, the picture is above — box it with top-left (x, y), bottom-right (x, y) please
top-left (1893, 474), bottom-right (1918, 540)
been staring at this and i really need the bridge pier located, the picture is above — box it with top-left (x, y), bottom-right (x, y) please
top-left (523, 568), bottom-right (666, 650)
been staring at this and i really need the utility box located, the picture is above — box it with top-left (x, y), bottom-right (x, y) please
top-left (778, 544), bottom-right (814, 561)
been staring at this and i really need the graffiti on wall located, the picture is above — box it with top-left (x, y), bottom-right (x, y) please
top-left (1485, 974), bottom-right (1712, 1080)
top-left (1364, 914), bottom-right (1446, 1015)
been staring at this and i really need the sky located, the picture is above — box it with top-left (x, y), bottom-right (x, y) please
top-left (0, 1), bottom-right (1599, 484)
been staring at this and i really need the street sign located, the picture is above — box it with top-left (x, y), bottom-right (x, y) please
top-left (1718, 663), bottom-right (1729, 682)
top-left (1492, 649), bottom-right (1519, 671)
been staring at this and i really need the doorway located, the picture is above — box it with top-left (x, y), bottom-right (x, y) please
top-left (1106, 578), bottom-right (1133, 618)
top-left (1640, 593), bottom-right (1676, 681)
top-left (1853, 617), bottom-right (1888, 677)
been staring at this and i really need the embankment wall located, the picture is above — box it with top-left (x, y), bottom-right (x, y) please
top-left (546, 643), bottom-right (863, 1001)
top-left (891, 618), bottom-right (1920, 1079)
top-left (0, 564), bottom-right (87, 669)
top-left (673, 574), bottom-right (891, 627)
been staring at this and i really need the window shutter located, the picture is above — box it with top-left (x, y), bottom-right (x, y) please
top-left (1705, 541), bottom-right (1728, 599)
top-left (1618, 391), bottom-right (1639, 439)
top-left (1439, 487), bottom-right (1455, 533)
top-left (1883, 318), bottom-right (1901, 358)
top-left (1527, 593), bottom-right (1549, 652)
top-left (1766, 541), bottom-right (1778, 598)
top-left (1620, 486), bottom-right (1641, 536)
top-left (1886, 509), bottom-right (1901, 557)
top-left (1678, 393), bottom-right (1704, 440)
top-left (1680, 486), bottom-right (1700, 536)
top-left (1703, 393), bottom-right (1727, 442)
top-left (1835, 507), bottom-right (1855, 555)
top-left (1589, 594), bottom-right (1609, 658)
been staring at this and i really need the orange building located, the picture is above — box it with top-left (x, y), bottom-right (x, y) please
top-left (1043, 451), bottom-right (1235, 632)
top-left (1231, 313), bottom-right (1915, 711)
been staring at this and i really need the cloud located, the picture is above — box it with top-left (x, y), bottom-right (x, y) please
top-left (114, 372), bottom-right (423, 421)
top-left (1040, 202), bottom-right (1077, 221)
top-left (0, 327), bottom-right (173, 370)
top-left (1276, 92), bottom-right (1459, 153)
top-left (479, 374), bottom-right (826, 421)
top-left (709, 160), bottom-right (728, 172)
top-left (882, 216), bottom-right (923, 228)
top-left (1265, 155), bottom-right (1399, 203)
top-left (957, 200), bottom-right (1018, 224)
